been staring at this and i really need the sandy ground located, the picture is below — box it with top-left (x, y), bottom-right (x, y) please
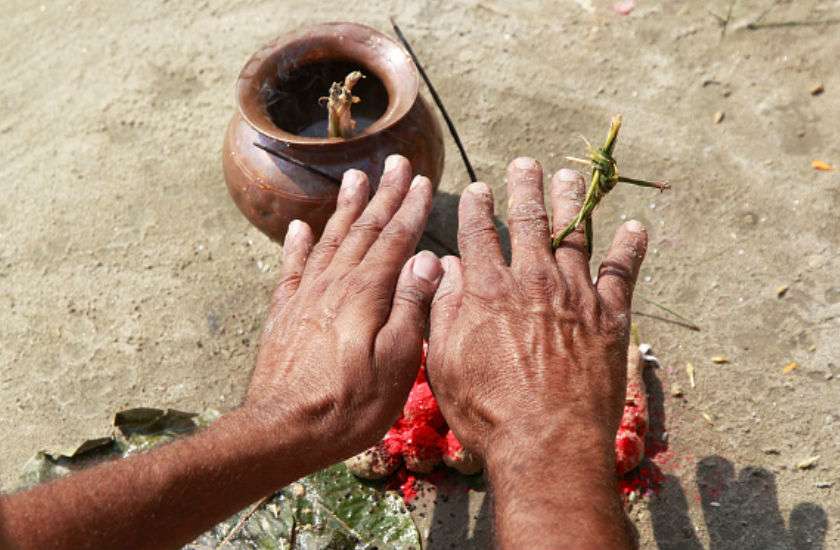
top-left (1, 0), bottom-right (839, 548)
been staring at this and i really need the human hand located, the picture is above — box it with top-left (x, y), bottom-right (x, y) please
top-left (426, 157), bottom-right (647, 548)
top-left (245, 155), bottom-right (442, 469)
top-left (428, 157), bottom-right (647, 459)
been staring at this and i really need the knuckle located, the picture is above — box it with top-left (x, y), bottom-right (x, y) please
top-left (599, 260), bottom-right (633, 283)
top-left (308, 274), bottom-right (331, 296)
top-left (394, 285), bottom-right (428, 309)
top-left (379, 218), bottom-right (413, 243)
top-left (312, 232), bottom-right (342, 256)
top-left (432, 286), bottom-right (459, 306)
top-left (601, 308), bottom-right (629, 334)
top-left (517, 267), bottom-right (557, 296)
top-left (275, 272), bottom-right (302, 296)
top-left (508, 201), bottom-right (548, 226)
top-left (350, 215), bottom-right (388, 237)
top-left (554, 237), bottom-right (588, 259)
top-left (459, 222), bottom-right (498, 243)
top-left (345, 271), bottom-right (376, 294)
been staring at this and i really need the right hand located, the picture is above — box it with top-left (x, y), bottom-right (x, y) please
top-left (426, 157), bottom-right (648, 467)
top-left (246, 155), bottom-right (442, 472)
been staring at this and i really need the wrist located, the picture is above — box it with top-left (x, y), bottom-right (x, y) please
top-left (486, 417), bottom-right (615, 478)
top-left (485, 421), bottom-right (630, 550)
top-left (206, 404), bottom-right (335, 490)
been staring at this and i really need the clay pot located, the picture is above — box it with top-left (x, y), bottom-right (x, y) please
top-left (223, 22), bottom-right (445, 242)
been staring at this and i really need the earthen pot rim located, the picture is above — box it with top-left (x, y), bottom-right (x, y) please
top-left (236, 22), bottom-right (419, 149)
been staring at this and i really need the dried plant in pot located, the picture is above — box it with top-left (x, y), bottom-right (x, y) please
top-left (223, 22), bottom-right (445, 242)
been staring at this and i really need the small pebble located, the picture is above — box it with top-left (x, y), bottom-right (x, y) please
top-left (810, 83), bottom-right (824, 96)
top-left (670, 383), bottom-right (684, 398)
top-left (714, 111), bottom-right (725, 124)
top-left (796, 456), bottom-right (820, 470)
top-left (815, 481), bottom-right (834, 489)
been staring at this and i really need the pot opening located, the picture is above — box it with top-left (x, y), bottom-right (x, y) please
top-left (263, 60), bottom-right (389, 138)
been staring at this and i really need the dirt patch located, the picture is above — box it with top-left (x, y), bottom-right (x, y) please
top-left (1, 0), bottom-right (838, 547)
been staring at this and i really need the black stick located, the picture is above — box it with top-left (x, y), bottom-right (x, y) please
top-left (253, 142), bottom-right (341, 185)
top-left (254, 141), bottom-right (459, 256)
top-left (632, 311), bottom-right (701, 333)
top-left (390, 17), bottom-right (477, 184)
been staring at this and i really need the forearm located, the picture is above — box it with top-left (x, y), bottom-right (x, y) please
top-left (486, 424), bottom-right (633, 550)
top-left (0, 405), bottom-right (323, 550)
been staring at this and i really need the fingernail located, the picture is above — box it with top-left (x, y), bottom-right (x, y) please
top-left (412, 251), bottom-right (442, 284)
top-left (557, 168), bottom-right (582, 182)
top-left (466, 181), bottom-right (490, 195)
top-left (342, 169), bottom-right (364, 195)
top-left (626, 220), bottom-right (645, 233)
top-left (410, 175), bottom-right (429, 190)
top-left (513, 156), bottom-right (538, 170)
top-left (287, 219), bottom-right (302, 240)
top-left (384, 154), bottom-right (402, 173)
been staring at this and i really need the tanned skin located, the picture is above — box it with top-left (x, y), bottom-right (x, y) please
top-left (0, 156), bottom-right (645, 550)
top-left (427, 159), bottom-right (646, 550)
top-left (0, 155), bottom-right (444, 549)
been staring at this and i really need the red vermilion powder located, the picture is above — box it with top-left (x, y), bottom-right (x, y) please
top-left (444, 430), bottom-right (463, 456)
top-left (380, 343), bottom-right (668, 503)
top-left (382, 345), bottom-right (450, 500)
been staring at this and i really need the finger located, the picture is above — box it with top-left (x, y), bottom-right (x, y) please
top-left (506, 157), bottom-right (553, 270)
top-left (269, 219), bottom-right (315, 313)
top-left (790, 503), bottom-right (828, 550)
top-left (595, 220), bottom-right (647, 315)
top-left (648, 476), bottom-right (704, 550)
top-left (457, 182), bottom-right (505, 271)
top-left (429, 255), bottom-right (464, 351)
top-left (550, 168), bottom-right (593, 288)
top-left (696, 456), bottom-right (736, 546)
top-left (375, 251), bottom-right (443, 386)
top-left (332, 154), bottom-right (413, 266)
top-left (360, 175), bottom-right (434, 279)
top-left (301, 169), bottom-right (369, 279)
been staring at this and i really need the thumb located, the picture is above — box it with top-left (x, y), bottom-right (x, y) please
top-left (375, 251), bottom-right (442, 378)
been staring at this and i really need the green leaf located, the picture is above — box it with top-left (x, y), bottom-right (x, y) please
top-left (298, 464), bottom-right (419, 549)
top-left (114, 408), bottom-right (198, 437)
top-left (189, 464), bottom-right (420, 549)
top-left (20, 409), bottom-right (420, 550)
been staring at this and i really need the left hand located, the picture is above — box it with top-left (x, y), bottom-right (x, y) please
top-left (245, 155), bottom-right (442, 469)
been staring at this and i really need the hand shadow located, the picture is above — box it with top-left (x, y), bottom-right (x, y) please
top-left (425, 477), bottom-right (492, 550)
top-left (419, 189), bottom-right (511, 262)
top-left (650, 457), bottom-right (828, 549)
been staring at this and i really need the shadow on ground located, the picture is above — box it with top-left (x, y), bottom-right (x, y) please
top-left (418, 189), bottom-right (511, 261)
top-left (417, 193), bottom-right (827, 550)
top-left (650, 457), bottom-right (828, 550)
top-left (645, 345), bottom-right (827, 549)
top-left (425, 488), bottom-right (492, 550)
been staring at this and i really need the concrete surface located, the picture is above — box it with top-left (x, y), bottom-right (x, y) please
top-left (1, 0), bottom-right (838, 548)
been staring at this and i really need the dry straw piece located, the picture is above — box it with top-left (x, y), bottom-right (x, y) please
top-left (552, 115), bottom-right (670, 254)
